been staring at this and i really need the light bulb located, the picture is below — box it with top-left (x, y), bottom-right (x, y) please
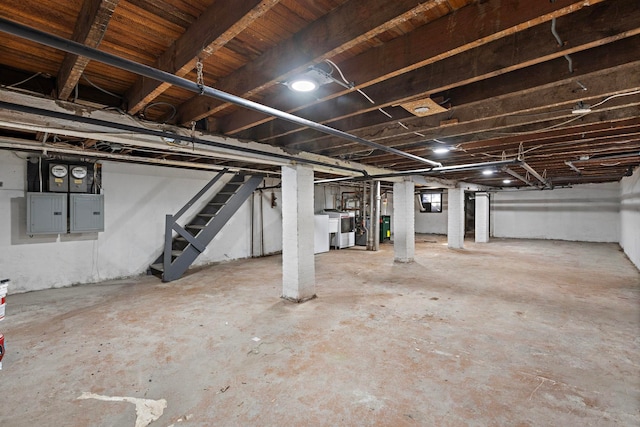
top-left (290, 79), bottom-right (317, 92)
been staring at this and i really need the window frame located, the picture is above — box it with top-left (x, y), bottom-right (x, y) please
top-left (418, 190), bottom-right (443, 213)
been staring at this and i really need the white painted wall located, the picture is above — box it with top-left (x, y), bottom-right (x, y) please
top-left (415, 191), bottom-right (448, 234)
top-left (492, 182), bottom-right (621, 242)
top-left (0, 151), bottom-right (283, 294)
top-left (251, 179), bottom-right (283, 257)
top-left (620, 168), bottom-right (640, 269)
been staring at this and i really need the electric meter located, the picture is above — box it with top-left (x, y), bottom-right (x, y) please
top-left (71, 166), bottom-right (87, 179)
top-left (48, 164), bottom-right (69, 192)
top-left (51, 164), bottom-right (68, 177)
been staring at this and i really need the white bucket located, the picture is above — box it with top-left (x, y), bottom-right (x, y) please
top-left (0, 283), bottom-right (7, 321)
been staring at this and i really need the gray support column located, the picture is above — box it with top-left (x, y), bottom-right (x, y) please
top-left (393, 180), bottom-right (415, 262)
top-left (281, 164), bottom-right (316, 302)
top-left (475, 192), bottom-right (490, 243)
top-left (447, 188), bottom-right (465, 249)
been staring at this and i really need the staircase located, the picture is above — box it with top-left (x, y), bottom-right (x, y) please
top-left (149, 170), bottom-right (263, 282)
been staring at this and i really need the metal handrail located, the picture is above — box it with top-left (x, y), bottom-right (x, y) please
top-left (173, 168), bottom-right (229, 221)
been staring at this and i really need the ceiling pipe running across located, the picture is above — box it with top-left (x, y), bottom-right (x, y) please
top-left (314, 159), bottom-right (521, 183)
top-left (0, 17), bottom-right (442, 169)
top-left (0, 136), bottom-right (275, 175)
top-left (521, 161), bottom-right (552, 189)
top-left (502, 167), bottom-right (537, 187)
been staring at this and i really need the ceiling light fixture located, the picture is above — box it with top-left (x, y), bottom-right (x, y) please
top-left (433, 147), bottom-right (450, 154)
top-left (482, 169), bottom-right (494, 176)
top-left (285, 67), bottom-right (338, 92)
top-left (503, 179), bottom-right (512, 184)
top-left (289, 78), bottom-right (317, 92)
top-left (400, 97), bottom-right (448, 117)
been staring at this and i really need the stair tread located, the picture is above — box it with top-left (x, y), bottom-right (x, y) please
top-left (157, 174), bottom-right (262, 282)
top-left (150, 263), bottom-right (164, 272)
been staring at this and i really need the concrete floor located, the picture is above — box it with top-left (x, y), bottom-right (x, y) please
top-left (1, 236), bottom-right (639, 426)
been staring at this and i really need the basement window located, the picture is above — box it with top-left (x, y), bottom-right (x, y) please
top-left (419, 190), bottom-right (443, 213)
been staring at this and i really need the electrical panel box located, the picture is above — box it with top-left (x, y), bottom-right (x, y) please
top-left (70, 194), bottom-right (104, 233)
top-left (48, 164), bottom-right (69, 192)
top-left (27, 192), bottom-right (67, 234)
top-left (69, 165), bottom-right (89, 193)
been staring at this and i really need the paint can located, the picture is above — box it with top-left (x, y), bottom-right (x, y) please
top-left (0, 333), bottom-right (4, 370)
top-left (0, 282), bottom-right (7, 321)
top-left (0, 280), bottom-right (9, 321)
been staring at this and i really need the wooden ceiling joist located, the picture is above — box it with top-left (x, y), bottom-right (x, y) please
top-left (219, 0), bottom-right (614, 136)
top-left (125, 0), bottom-right (282, 115)
top-left (173, 0), bottom-right (461, 125)
top-left (283, 38), bottom-right (640, 148)
top-left (1, 0), bottom-right (638, 184)
top-left (243, 7), bottom-right (640, 145)
top-left (57, 0), bottom-right (120, 101)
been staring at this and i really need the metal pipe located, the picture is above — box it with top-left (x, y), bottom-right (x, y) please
top-left (572, 151), bottom-right (640, 163)
top-left (0, 137), bottom-right (273, 173)
top-left (373, 180), bottom-right (381, 251)
top-left (314, 159), bottom-right (522, 184)
top-left (260, 188), bottom-right (265, 257)
top-left (521, 162), bottom-right (551, 188)
top-left (250, 192), bottom-right (254, 258)
top-left (564, 160), bottom-right (582, 174)
top-left (362, 181), bottom-right (369, 248)
top-left (502, 167), bottom-right (536, 187)
top-left (0, 100), bottom-right (365, 175)
top-left (551, 18), bottom-right (573, 73)
top-left (0, 17), bottom-right (442, 168)
top-left (368, 181), bottom-right (375, 250)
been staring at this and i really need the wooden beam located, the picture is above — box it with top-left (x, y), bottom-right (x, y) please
top-left (368, 134), bottom-right (640, 170)
top-left (281, 37), bottom-right (640, 154)
top-left (125, 0), bottom-right (281, 115)
top-left (359, 124), bottom-right (640, 165)
top-left (174, 0), bottom-right (462, 125)
top-left (239, 0), bottom-right (640, 142)
top-left (0, 89), bottom-right (404, 179)
top-left (57, 0), bottom-right (120, 101)
top-left (321, 99), bottom-right (640, 160)
top-left (219, 0), bottom-right (612, 135)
